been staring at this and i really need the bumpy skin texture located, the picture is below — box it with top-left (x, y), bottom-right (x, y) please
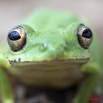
top-left (0, 9), bottom-right (102, 103)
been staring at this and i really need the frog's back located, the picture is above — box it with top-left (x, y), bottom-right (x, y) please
top-left (23, 9), bottom-right (79, 31)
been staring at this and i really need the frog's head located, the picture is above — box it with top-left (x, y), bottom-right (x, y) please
top-left (6, 22), bottom-right (93, 64)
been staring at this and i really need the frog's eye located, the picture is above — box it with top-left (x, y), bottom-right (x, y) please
top-left (7, 25), bottom-right (26, 52)
top-left (77, 24), bottom-right (93, 49)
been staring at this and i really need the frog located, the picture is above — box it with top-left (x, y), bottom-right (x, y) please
top-left (0, 9), bottom-right (102, 103)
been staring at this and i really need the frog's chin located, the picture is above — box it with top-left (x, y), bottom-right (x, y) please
top-left (9, 58), bottom-right (90, 87)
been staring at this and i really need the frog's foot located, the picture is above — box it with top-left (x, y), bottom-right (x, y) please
top-left (72, 62), bottom-right (102, 103)
top-left (0, 66), bottom-right (14, 103)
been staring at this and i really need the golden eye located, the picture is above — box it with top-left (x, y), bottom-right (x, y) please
top-left (7, 25), bottom-right (26, 52)
top-left (77, 24), bottom-right (93, 49)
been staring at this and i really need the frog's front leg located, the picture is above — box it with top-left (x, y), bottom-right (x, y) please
top-left (73, 62), bottom-right (102, 103)
top-left (0, 60), bottom-right (14, 103)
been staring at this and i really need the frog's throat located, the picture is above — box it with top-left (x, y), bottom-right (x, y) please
top-left (9, 58), bottom-right (90, 88)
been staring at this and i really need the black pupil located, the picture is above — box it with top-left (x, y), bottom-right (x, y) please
top-left (82, 29), bottom-right (92, 38)
top-left (8, 31), bottom-right (21, 40)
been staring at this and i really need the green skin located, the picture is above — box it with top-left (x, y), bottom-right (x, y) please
top-left (0, 9), bottom-right (102, 103)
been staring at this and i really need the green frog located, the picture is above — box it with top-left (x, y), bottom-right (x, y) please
top-left (0, 9), bottom-right (102, 103)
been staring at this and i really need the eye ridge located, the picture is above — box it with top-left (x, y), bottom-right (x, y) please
top-left (8, 31), bottom-right (21, 41)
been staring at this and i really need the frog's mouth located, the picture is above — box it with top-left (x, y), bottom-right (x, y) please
top-left (9, 58), bottom-right (90, 76)
top-left (9, 57), bottom-right (90, 65)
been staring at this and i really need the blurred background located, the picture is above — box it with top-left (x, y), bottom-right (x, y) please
top-left (0, 0), bottom-right (103, 102)
top-left (0, 0), bottom-right (103, 46)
